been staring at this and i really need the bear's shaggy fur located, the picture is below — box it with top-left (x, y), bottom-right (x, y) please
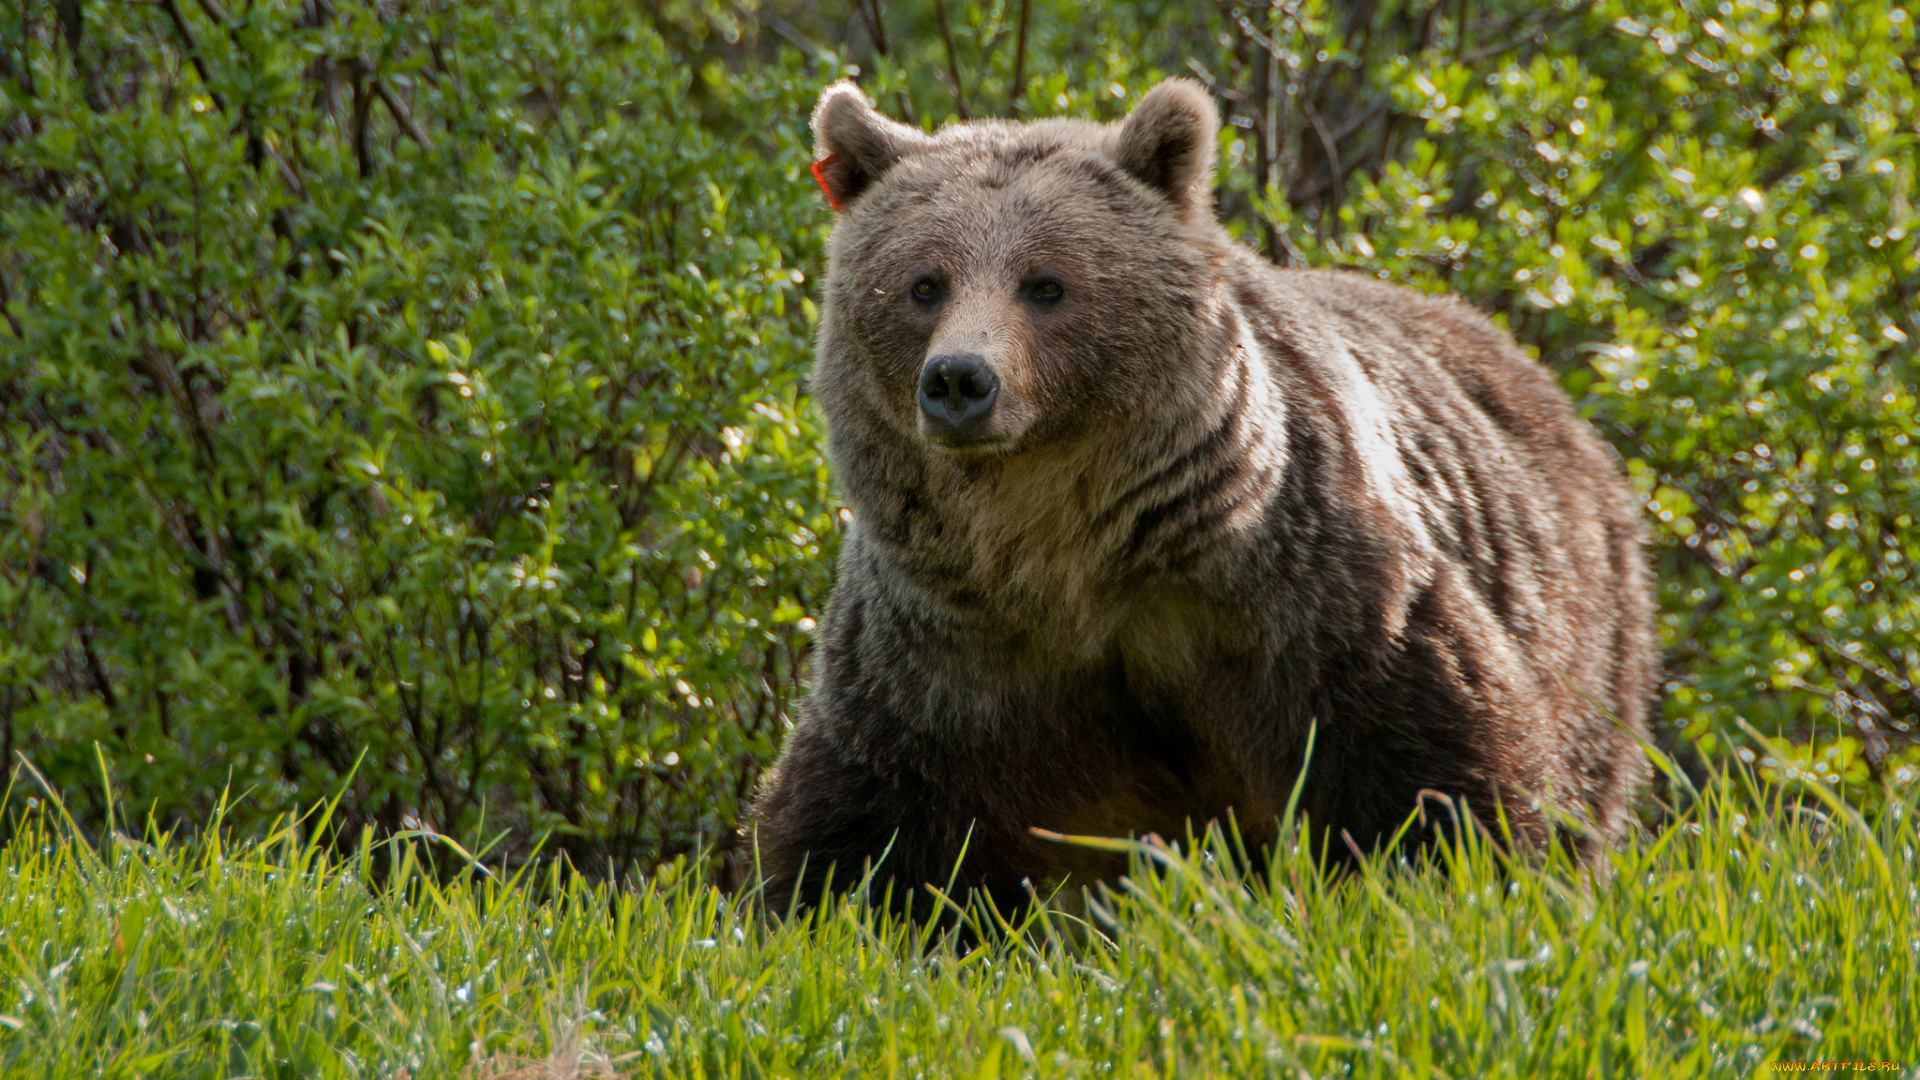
top-left (752, 78), bottom-right (1655, 912)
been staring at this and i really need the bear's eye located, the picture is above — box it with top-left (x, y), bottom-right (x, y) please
top-left (910, 277), bottom-right (943, 302)
top-left (1025, 278), bottom-right (1065, 304)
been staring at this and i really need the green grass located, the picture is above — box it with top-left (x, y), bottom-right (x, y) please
top-left (0, 765), bottom-right (1914, 1079)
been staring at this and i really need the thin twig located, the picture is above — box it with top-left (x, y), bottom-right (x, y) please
top-left (1184, 58), bottom-right (1242, 103)
top-left (1460, 1), bottom-right (1592, 64)
top-left (372, 78), bottom-right (430, 149)
top-left (1812, 631), bottom-right (1920, 721)
top-left (858, 0), bottom-right (888, 56)
top-left (1243, 5), bottom-right (1277, 262)
top-left (267, 142), bottom-right (308, 200)
top-left (1276, 229), bottom-right (1308, 266)
top-left (55, 0), bottom-right (108, 111)
top-left (156, 0), bottom-right (309, 197)
top-left (0, 268), bottom-right (24, 339)
top-left (158, 0), bottom-right (229, 112)
top-left (931, 0), bottom-right (970, 119)
top-left (1301, 96), bottom-right (1343, 215)
top-left (761, 13), bottom-right (826, 62)
top-left (0, 45), bottom-right (35, 98)
top-left (1009, 0), bottom-right (1031, 113)
top-left (1329, 96), bottom-right (1389, 145)
top-left (349, 62), bottom-right (373, 178)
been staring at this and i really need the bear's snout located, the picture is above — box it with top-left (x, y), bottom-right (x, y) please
top-left (917, 354), bottom-right (1001, 446)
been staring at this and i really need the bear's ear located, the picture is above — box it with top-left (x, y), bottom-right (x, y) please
top-left (1112, 79), bottom-right (1219, 211)
top-left (811, 81), bottom-right (928, 211)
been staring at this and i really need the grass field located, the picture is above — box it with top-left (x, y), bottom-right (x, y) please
top-left (0, 759), bottom-right (1913, 1079)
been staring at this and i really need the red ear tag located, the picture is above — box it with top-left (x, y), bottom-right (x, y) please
top-left (811, 154), bottom-right (843, 210)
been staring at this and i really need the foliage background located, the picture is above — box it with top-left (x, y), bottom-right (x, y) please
top-left (3, 0), bottom-right (1917, 872)
top-left (0, 0), bottom-right (837, 872)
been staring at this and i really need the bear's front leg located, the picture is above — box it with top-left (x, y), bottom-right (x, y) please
top-left (748, 718), bottom-right (1026, 918)
top-left (749, 570), bottom-right (1073, 917)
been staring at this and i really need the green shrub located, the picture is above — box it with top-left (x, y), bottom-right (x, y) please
top-left (0, 0), bottom-right (836, 869)
top-left (5, 0), bottom-right (1916, 868)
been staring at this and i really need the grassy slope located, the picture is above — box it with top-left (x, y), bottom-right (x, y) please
top-left (0, 771), bottom-right (1913, 1079)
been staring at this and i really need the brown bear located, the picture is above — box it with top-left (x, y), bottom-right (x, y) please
top-left (750, 78), bottom-right (1655, 914)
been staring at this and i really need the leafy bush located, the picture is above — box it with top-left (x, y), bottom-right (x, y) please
top-left (0, 0), bottom-right (835, 869)
top-left (4, 0), bottom-right (1916, 869)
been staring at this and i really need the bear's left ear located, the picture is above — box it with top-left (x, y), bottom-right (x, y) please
top-left (1112, 79), bottom-right (1219, 212)
top-left (812, 81), bottom-right (930, 211)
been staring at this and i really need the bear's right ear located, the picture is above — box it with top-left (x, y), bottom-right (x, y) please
top-left (811, 81), bottom-right (928, 211)
top-left (1112, 79), bottom-right (1219, 212)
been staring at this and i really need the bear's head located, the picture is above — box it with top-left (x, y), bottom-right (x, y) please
top-left (810, 79), bottom-right (1229, 460)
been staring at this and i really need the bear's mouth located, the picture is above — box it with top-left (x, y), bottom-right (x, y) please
top-left (919, 423), bottom-right (1017, 454)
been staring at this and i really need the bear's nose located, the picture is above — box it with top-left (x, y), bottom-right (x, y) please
top-left (917, 354), bottom-right (1000, 442)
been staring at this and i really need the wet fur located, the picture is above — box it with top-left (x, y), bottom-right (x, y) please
top-left (752, 80), bottom-right (1655, 914)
